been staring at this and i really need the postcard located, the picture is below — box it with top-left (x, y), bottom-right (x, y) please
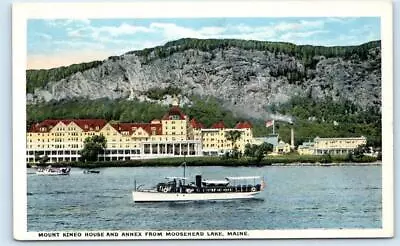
top-left (12, 0), bottom-right (393, 241)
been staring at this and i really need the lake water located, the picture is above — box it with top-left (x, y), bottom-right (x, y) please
top-left (27, 165), bottom-right (382, 231)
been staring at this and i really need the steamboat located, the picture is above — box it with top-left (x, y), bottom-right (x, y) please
top-left (36, 165), bottom-right (71, 176)
top-left (132, 165), bottom-right (266, 202)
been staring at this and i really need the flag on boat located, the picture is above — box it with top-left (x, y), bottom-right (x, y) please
top-left (265, 120), bottom-right (274, 128)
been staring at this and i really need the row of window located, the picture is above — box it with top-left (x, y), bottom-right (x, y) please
top-left (165, 131), bottom-right (185, 135)
top-left (204, 144), bottom-right (233, 148)
top-left (102, 150), bottom-right (141, 155)
top-left (29, 138), bottom-right (81, 142)
top-left (321, 141), bottom-right (362, 146)
top-left (27, 144), bottom-right (81, 149)
top-left (27, 150), bottom-right (80, 155)
top-left (319, 140), bottom-right (364, 144)
top-left (203, 138), bottom-right (249, 142)
top-left (166, 117), bottom-right (181, 121)
top-left (28, 132), bottom-right (98, 137)
top-left (109, 144), bottom-right (139, 148)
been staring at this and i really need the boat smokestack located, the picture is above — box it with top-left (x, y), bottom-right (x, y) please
top-left (196, 175), bottom-right (202, 188)
top-left (291, 127), bottom-right (295, 149)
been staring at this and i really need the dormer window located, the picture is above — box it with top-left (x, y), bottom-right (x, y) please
top-left (84, 125), bottom-right (88, 129)
top-left (169, 115), bottom-right (180, 120)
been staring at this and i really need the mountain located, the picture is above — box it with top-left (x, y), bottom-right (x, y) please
top-left (26, 38), bottom-right (381, 120)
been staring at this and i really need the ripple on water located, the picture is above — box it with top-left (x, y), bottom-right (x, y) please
top-left (27, 166), bottom-right (382, 230)
top-left (365, 186), bottom-right (381, 190)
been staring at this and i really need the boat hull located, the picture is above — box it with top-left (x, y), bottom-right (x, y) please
top-left (36, 172), bottom-right (70, 176)
top-left (132, 191), bottom-right (261, 202)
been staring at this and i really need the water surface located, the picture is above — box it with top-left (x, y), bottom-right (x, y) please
top-left (27, 165), bottom-right (382, 231)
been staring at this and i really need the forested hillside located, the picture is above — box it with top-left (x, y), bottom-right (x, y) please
top-left (26, 38), bottom-right (382, 147)
top-left (27, 95), bottom-right (381, 147)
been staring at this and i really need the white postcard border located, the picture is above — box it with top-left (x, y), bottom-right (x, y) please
top-left (12, 0), bottom-right (393, 240)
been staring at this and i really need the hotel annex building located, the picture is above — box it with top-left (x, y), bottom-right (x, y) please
top-left (26, 100), bottom-right (367, 163)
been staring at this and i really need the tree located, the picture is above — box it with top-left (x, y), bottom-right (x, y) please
top-left (353, 144), bottom-right (368, 159)
top-left (255, 142), bottom-right (273, 162)
top-left (244, 144), bottom-right (252, 157)
top-left (80, 134), bottom-right (107, 162)
top-left (225, 130), bottom-right (243, 150)
top-left (244, 144), bottom-right (259, 158)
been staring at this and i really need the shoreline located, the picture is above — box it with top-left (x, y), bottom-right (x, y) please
top-left (269, 162), bottom-right (381, 167)
top-left (27, 157), bottom-right (381, 168)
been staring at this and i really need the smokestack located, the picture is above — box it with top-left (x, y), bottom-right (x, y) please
top-left (195, 175), bottom-right (202, 188)
top-left (291, 127), bottom-right (295, 149)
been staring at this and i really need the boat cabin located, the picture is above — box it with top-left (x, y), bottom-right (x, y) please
top-left (202, 179), bottom-right (230, 187)
top-left (153, 175), bottom-right (264, 194)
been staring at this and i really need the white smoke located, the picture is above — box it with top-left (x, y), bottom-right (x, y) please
top-left (224, 102), bottom-right (294, 125)
top-left (270, 113), bottom-right (294, 125)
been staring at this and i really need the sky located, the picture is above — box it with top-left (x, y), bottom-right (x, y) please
top-left (27, 17), bottom-right (380, 69)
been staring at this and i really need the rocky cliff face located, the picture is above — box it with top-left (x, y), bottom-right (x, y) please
top-left (27, 41), bottom-right (381, 118)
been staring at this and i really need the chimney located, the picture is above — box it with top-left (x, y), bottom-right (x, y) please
top-left (291, 127), bottom-right (295, 149)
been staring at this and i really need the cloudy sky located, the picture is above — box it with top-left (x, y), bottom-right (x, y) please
top-left (27, 17), bottom-right (380, 69)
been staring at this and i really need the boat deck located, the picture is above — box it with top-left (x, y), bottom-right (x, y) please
top-left (154, 184), bottom-right (262, 194)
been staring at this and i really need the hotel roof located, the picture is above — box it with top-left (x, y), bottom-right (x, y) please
top-left (111, 122), bottom-right (162, 135)
top-left (235, 121), bottom-right (253, 129)
top-left (29, 119), bottom-right (107, 133)
top-left (162, 105), bottom-right (187, 120)
top-left (211, 121), bottom-right (226, 129)
top-left (190, 118), bottom-right (205, 129)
